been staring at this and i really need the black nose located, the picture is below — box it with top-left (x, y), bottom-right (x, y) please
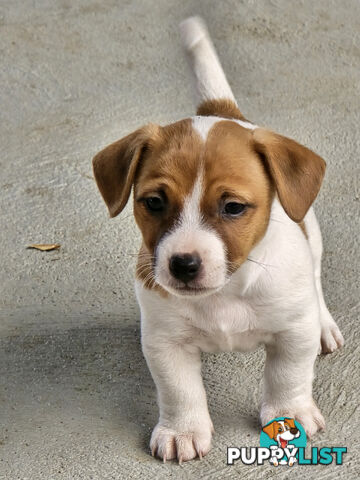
top-left (169, 253), bottom-right (201, 283)
top-left (290, 427), bottom-right (298, 435)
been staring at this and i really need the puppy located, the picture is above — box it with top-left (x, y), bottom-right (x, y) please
top-left (92, 17), bottom-right (344, 463)
top-left (263, 418), bottom-right (300, 466)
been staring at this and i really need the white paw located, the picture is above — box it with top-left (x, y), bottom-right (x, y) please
top-left (320, 317), bottom-right (344, 354)
top-left (260, 398), bottom-right (325, 438)
top-left (150, 422), bottom-right (213, 463)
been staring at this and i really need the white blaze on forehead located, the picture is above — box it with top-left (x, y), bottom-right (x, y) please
top-left (191, 116), bottom-right (220, 141)
top-left (235, 119), bottom-right (258, 130)
top-left (192, 115), bottom-right (258, 141)
top-left (179, 166), bottom-right (204, 229)
top-left (154, 159), bottom-right (227, 294)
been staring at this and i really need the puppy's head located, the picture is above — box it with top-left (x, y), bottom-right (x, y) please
top-left (93, 117), bottom-right (325, 297)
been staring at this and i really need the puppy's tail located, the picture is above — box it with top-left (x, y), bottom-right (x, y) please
top-left (179, 16), bottom-right (237, 109)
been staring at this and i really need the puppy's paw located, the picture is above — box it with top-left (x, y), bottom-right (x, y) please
top-left (260, 398), bottom-right (325, 439)
top-left (320, 320), bottom-right (344, 354)
top-left (294, 402), bottom-right (325, 438)
top-left (150, 422), bottom-right (212, 463)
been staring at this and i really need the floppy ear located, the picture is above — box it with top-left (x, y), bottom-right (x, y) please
top-left (262, 422), bottom-right (276, 439)
top-left (92, 124), bottom-right (160, 217)
top-left (284, 418), bottom-right (296, 429)
top-left (252, 128), bottom-right (326, 223)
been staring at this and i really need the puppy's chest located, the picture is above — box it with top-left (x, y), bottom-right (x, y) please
top-left (184, 295), bottom-right (269, 353)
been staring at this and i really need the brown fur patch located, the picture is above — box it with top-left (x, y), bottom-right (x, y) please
top-left (200, 121), bottom-right (274, 270)
top-left (133, 119), bottom-right (203, 255)
top-left (298, 220), bottom-right (308, 239)
top-left (92, 124), bottom-right (161, 217)
top-left (197, 98), bottom-right (247, 121)
top-left (252, 129), bottom-right (326, 222)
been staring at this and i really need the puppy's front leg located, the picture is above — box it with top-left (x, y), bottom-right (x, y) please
top-left (260, 321), bottom-right (325, 438)
top-left (142, 335), bottom-right (213, 463)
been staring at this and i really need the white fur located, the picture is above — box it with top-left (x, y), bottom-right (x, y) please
top-left (192, 115), bottom-right (257, 141)
top-left (304, 208), bottom-right (344, 353)
top-left (191, 116), bottom-right (220, 141)
top-left (134, 16), bottom-right (344, 463)
top-left (180, 16), bottom-right (236, 103)
top-left (154, 167), bottom-right (227, 296)
top-left (137, 200), bottom-right (343, 461)
top-left (235, 119), bottom-right (258, 130)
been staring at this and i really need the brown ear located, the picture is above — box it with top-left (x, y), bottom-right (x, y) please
top-left (284, 418), bottom-right (296, 429)
top-left (92, 124), bottom-right (160, 217)
top-left (252, 128), bottom-right (326, 222)
top-left (262, 422), bottom-right (276, 439)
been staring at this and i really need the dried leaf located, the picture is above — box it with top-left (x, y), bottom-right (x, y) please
top-left (27, 243), bottom-right (61, 251)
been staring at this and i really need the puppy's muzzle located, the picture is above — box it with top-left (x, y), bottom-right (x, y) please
top-left (169, 253), bottom-right (202, 283)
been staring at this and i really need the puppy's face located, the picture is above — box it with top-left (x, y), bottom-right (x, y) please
top-left (134, 119), bottom-right (272, 296)
top-left (93, 116), bottom-right (325, 297)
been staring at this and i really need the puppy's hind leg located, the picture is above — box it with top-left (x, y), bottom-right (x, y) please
top-left (304, 208), bottom-right (344, 353)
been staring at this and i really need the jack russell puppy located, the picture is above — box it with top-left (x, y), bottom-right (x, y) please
top-left (92, 16), bottom-right (344, 463)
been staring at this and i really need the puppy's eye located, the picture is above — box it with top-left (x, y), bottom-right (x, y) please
top-left (223, 202), bottom-right (246, 217)
top-left (145, 196), bottom-right (165, 212)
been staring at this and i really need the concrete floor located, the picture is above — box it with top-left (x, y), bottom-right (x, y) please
top-left (1, 0), bottom-right (359, 478)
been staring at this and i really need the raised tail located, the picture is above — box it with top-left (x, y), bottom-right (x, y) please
top-left (179, 16), bottom-right (237, 108)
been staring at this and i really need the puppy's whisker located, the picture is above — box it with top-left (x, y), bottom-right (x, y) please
top-left (247, 257), bottom-right (275, 268)
top-left (136, 258), bottom-right (154, 264)
top-left (143, 272), bottom-right (157, 286)
top-left (246, 257), bottom-right (274, 280)
top-left (126, 253), bottom-right (154, 258)
top-left (136, 261), bottom-right (154, 267)
top-left (142, 268), bottom-right (154, 279)
top-left (136, 264), bottom-right (154, 274)
top-left (246, 258), bottom-right (268, 271)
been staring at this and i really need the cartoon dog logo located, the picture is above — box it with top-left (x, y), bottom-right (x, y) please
top-left (262, 418), bottom-right (301, 466)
